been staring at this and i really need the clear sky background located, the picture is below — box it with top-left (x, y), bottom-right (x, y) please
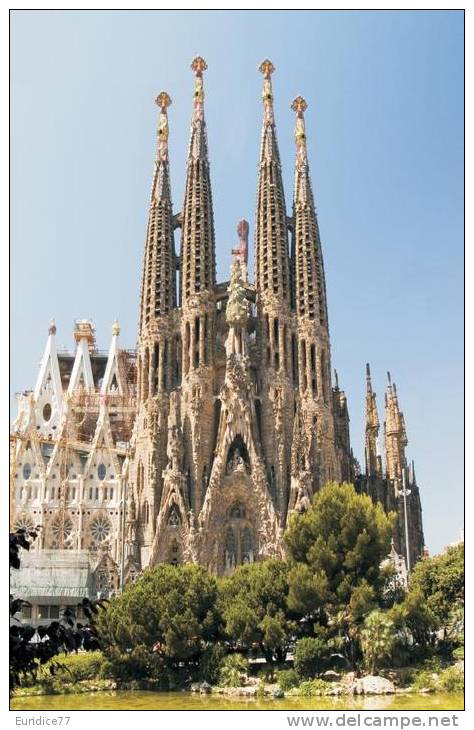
top-left (10, 10), bottom-right (464, 555)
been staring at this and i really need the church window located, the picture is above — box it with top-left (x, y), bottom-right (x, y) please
top-left (51, 514), bottom-right (73, 548)
top-left (91, 516), bottom-right (111, 543)
top-left (98, 463), bottom-right (106, 481)
top-left (168, 504), bottom-right (181, 528)
top-left (22, 463), bottom-right (31, 480)
top-left (89, 487), bottom-right (93, 500)
top-left (14, 513), bottom-right (34, 533)
top-left (43, 403), bottom-right (52, 422)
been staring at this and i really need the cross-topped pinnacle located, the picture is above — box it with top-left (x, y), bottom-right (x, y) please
top-left (259, 60), bottom-right (275, 124)
top-left (191, 56), bottom-right (207, 76)
top-left (292, 95), bottom-right (308, 114)
top-left (155, 91), bottom-right (172, 111)
top-left (259, 59), bottom-right (275, 78)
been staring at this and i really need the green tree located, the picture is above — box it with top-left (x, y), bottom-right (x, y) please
top-left (285, 482), bottom-right (394, 613)
top-left (96, 563), bottom-right (219, 682)
top-left (218, 653), bottom-right (249, 687)
top-left (294, 637), bottom-right (330, 679)
top-left (218, 560), bottom-right (294, 664)
top-left (360, 610), bottom-right (395, 674)
top-left (408, 543), bottom-right (464, 635)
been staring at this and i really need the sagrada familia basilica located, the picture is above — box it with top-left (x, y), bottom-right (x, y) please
top-left (11, 58), bottom-right (424, 605)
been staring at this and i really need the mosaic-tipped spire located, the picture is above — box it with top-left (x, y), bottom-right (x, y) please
top-left (365, 363), bottom-right (380, 476)
top-left (180, 57), bottom-right (216, 303)
top-left (291, 96), bottom-right (328, 325)
top-left (139, 92), bottom-right (176, 334)
top-left (255, 60), bottom-right (290, 304)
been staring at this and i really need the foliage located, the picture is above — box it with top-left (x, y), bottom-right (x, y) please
top-left (360, 610), bottom-right (395, 674)
top-left (438, 665), bottom-right (464, 693)
top-left (10, 527), bottom-right (104, 694)
top-left (34, 651), bottom-right (105, 685)
top-left (297, 679), bottom-right (332, 697)
top-left (276, 668), bottom-right (300, 691)
top-left (217, 653), bottom-right (249, 687)
top-left (218, 560), bottom-right (295, 663)
top-left (294, 637), bottom-right (330, 679)
top-left (411, 668), bottom-right (438, 692)
top-left (389, 589), bottom-right (438, 648)
top-left (96, 563), bottom-right (220, 682)
top-left (409, 544), bottom-right (464, 633)
top-left (199, 643), bottom-right (227, 685)
top-left (285, 483), bottom-right (394, 612)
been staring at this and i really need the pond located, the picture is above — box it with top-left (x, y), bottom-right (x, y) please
top-left (11, 691), bottom-right (464, 712)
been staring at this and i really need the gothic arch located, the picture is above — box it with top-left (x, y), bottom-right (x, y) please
top-left (225, 434), bottom-right (250, 475)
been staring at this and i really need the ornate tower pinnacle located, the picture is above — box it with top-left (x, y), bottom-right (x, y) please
top-left (384, 373), bottom-right (408, 482)
top-left (180, 56), bottom-right (216, 303)
top-left (291, 96), bottom-right (328, 325)
top-left (259, 58), bottom-right (276, 124)
top-left (255, 59), bottom-right (290, 305)
top-left (139, 92), bottom-right (176, 336)
top-left (365, 363), bottom-right (380, 477)
top-left (155, 91), bottom-right (172, 162)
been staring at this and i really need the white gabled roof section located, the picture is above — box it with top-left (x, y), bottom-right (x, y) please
top-left (68, 336), bottom-right (94, 394)
top-left (85, 404), bottom-right (121, 477)
top-left (34, 321), bottom-right (63, 410)
top-left (101, 321), bottom-right (122, 396)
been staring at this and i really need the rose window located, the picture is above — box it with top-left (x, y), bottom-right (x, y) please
top-left (51, 515), bottom-right (73, 547)
top-left (14, 513), bottom-right (35, 533)
top-left (91, 516), bottom-right (111, 543)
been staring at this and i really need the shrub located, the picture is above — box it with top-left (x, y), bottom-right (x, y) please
top-left (199, 643), bottom-right (226, 685)
top-left (276, 668), bottom-right (300, 691)
top-left (218, 653), bottom-right (249, 688)
top-left (32, 651), bottom-right (105, 685)
top-left (298, 679), bottom-right (330, 697)
top-left (411, 669), bottom-right (438, 692)
top-left (452, 646), bottom-right (464, 661)
top-left (294, 638), bottom-right (329, 679)
top-left (438, 665), bottom-right (464, 693)
top-left (360, 610), bottom-right (395, 673)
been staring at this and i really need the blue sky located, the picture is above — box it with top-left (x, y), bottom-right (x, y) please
top-left (10, 10), bottom-right (464, 554)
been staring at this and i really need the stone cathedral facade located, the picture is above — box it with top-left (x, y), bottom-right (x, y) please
top-left (11, 58), bottom-right (424, 593)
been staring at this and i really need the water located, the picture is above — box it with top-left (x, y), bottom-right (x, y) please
top-left (11, 691), bottom-right (464, 711)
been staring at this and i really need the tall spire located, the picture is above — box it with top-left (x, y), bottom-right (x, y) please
top-left (384, 373), bottom-right (408, 481)
top-left (291, 96), bottom-right (328, 325)
top-left (139, 91), bottom-right (176, 335)
top-left (365, 363), bottom-right (380, 476)
top-left (255, 59), bottom-right (290, 303)
top-left (180, 56), bottom-right (216, 304)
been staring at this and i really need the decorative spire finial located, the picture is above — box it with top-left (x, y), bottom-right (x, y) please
top-left (48, 319), bottom-right (56, 336)
top-left (191, 56), bottom-right (207, 122)
top-left (112, 320), bottom-right (120, 337)
top-left (259, 59), bottom-right (275, 124)
top-left (334, 369), bottom-right (339, 389)
top-left (154, 91), bottom-right (172, 163)
top-left (387, 371), bottom-right (392, 385)
top-left (292, 96), bottom-right (308, 165)
top-left (191, 56), bottom-right (207, 76)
